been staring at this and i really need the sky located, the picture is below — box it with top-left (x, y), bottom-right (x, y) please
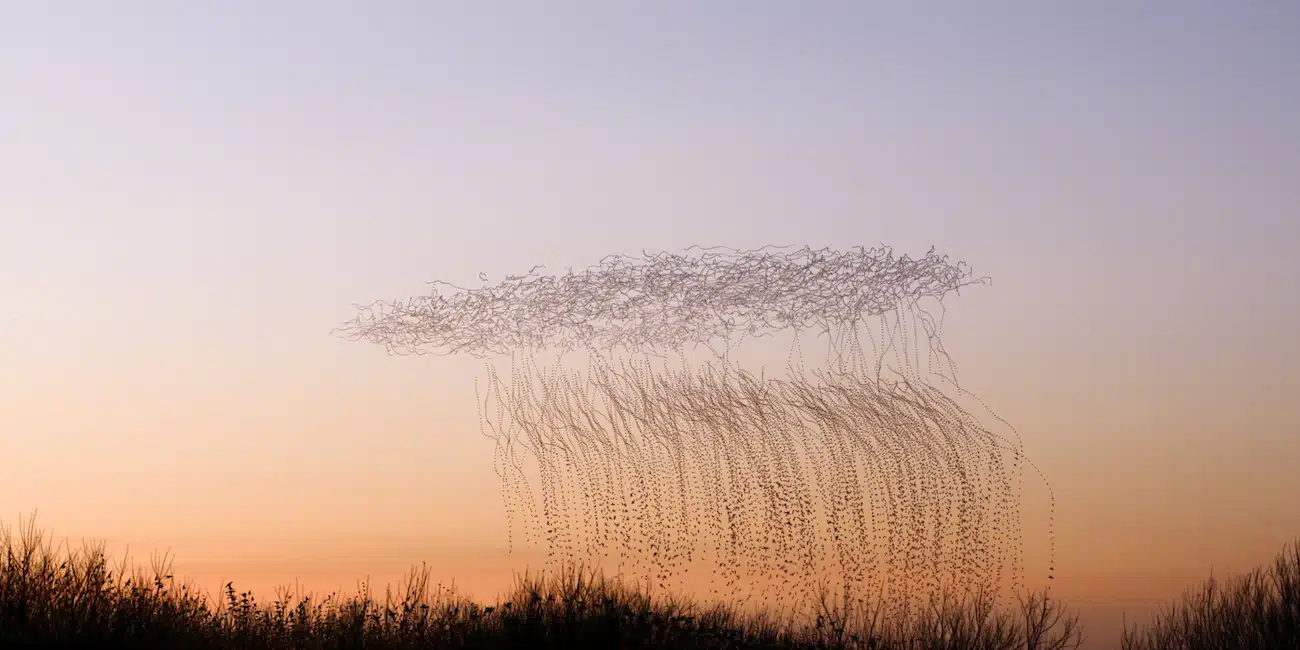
top-left (2, 2), bottom-right (1298, 646)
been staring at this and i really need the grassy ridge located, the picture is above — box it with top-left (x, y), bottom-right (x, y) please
top-left (3, 513), bottom-right (1296, 648)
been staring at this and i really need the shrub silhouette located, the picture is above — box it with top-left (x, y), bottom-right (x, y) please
top-left (1121, 538), bottom-right (1300, 650)
top-left (1, 513), bottom-right (1086, 649)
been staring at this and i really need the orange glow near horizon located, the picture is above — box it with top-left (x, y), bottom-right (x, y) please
top-left (4, 5), bottom-right (1298, 648)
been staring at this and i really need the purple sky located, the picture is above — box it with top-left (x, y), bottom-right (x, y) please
top-left (2, 4), bottom-right (1297, 647)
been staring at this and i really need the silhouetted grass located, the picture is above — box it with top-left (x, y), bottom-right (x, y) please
top-left (1121, 537), bottom-right (1300, 650)
top-left (0, 513), bottom-right (1090, 649)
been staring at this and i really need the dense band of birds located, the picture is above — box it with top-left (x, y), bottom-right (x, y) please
top-left (338, 245), bottom-right (985, 360)
top-left (340, 245), bottom-right (1055, 621)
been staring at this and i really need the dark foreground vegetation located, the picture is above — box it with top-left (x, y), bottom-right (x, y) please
top-left (1, 515), bottom-right (1295, 649)
top-left (1120, 538), bottom-right (1300, 650)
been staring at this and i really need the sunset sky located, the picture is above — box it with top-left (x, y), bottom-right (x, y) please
top-left (2, 3), bottom-right (1297, 646)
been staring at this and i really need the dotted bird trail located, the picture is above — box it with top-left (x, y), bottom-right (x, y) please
top-left (340, 244), bottom-right (1056, 622)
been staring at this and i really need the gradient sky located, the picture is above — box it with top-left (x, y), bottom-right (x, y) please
top-left (2, 3), bottom-right (1298, 646)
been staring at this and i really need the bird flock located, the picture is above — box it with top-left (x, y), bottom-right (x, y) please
top-left (339, 245), bottom-right (1055, 619)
